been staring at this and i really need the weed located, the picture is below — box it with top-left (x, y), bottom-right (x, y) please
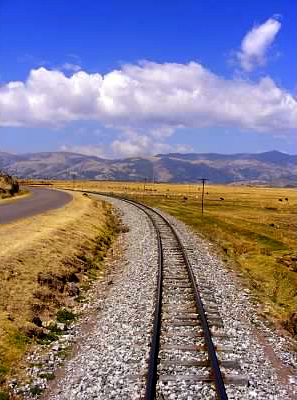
top-left (30, 386), bottom-right (43, 395)
top-left (56, 309), bottom-right (76, 323)
top-left (39, 372), bottom-right (55, 380)
top-left (9, 333), bottom-right (30, 350)
top-left (39, 331), bottom-right (59, 344)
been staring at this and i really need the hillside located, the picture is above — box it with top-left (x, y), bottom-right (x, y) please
top-left (0, 150), bottom-right (296, 186)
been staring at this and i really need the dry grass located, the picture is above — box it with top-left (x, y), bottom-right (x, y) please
top-left (0, 191), bottom-right (119, 389)
top-left (46, 180), bottom-right (297, 337)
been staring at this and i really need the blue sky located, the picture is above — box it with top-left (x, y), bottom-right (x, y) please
top-left (0, 0), bottom-right (296, 157)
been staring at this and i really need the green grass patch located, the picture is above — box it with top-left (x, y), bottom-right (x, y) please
top-left (30, 386), bottom-right (43, 395)
top-left (9, 332), bottom-right (30, 350)
top-left (39, 331), bottom-right (59, 345)
top-left (56, 309), bottom-right (76, 323)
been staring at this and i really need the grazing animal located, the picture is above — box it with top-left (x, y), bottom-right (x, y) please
top-left (278, 198), bottom-right (283, 202)
top-left (220, 197), bottom-right (224, 201)
top-left (285, 198), bottom-right (288, 201)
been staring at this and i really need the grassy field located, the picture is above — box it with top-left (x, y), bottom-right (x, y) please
top-left (43, 180), bottom-right (297, 337)
top-left (0, 191), bottom-right (120, 392)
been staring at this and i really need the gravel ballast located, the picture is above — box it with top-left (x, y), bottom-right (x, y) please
top-left (22, 195), bottom-right (296, 400)
top-left (46, 197), bottom-right (158, 400)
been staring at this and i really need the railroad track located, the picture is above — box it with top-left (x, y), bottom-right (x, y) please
top-left (115, 197), bottom-right (247, 400)
top-left (71, 190), bottom-right (247, 399)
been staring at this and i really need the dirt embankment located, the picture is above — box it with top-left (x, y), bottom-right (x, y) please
top-left (0, 191), bottom-right (120, 390)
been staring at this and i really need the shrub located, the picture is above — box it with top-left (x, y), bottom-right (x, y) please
top-left (56, 309), bottom-right (76, 323)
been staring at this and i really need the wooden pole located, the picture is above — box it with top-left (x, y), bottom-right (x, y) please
top-left (200, 178), bottom-right (209, 215)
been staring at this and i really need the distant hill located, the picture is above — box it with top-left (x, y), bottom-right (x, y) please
top-left (0, 150), bottom-right (296, 186)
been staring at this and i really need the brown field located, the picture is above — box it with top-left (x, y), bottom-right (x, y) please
top-left (42, 179), bottom-right (297, 338)
top-left (0, 191), bottom-right (120, 391)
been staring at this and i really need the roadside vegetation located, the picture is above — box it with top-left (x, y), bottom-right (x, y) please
top-left (0, 173), bottom-right (21, 200)
top-left (0, 188), bottom-right (30, 203)
top-left (0, 191), bottom-right (120, 392)
top-left (48, 180), bottom-right (297, 339)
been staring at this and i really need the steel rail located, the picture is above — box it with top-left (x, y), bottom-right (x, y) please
top-left (132, 203), bottom-right (163, 400)
top-left (149, 206), bottom-right (228, 400)
top-left (115, 196), bottom-right (228, 400)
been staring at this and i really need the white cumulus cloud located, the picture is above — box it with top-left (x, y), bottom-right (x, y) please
top-left (111, 135), bottom-right (175, 158)
top-left (237, 17), bottom-right (281, 71)
top-left (60, 140), bottom-right (193, 159)
top-left (0, 61), bottom-right (296, 139)
top-left (60, 144), bottom-right (107, 158)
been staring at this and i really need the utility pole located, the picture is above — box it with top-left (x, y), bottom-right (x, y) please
top-left (200, 178), bottom-right (209, 215)
top-left (143, 178), bottom-right (147, 202)
top-left (152, 163), bottom-right (155, 187)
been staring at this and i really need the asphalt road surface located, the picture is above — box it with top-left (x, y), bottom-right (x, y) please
top-left (0, 187), bottom-right (72, 224)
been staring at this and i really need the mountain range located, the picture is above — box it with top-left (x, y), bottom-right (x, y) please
top-left (0, 150), bottom-right (296, 186)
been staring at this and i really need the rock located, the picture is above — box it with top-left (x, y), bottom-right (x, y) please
top-left (10, 379), bottom-right (18, 387)
top-left (52, 344), bottom-right (61, 352)
top-left (57, 322), bottom-right (66, 331)
top-left (42, 320), bottom-right (56, 329)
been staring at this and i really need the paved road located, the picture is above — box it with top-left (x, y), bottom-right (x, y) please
top-left (0, 187), bottom-right (72, 224)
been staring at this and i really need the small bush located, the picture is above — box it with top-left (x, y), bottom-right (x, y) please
top-left (30, 386), bottom-right (43, 395)
top-left (39, 331), bottom-right (59, 344)
top-left (39, 372), bottom-right (55, 380)
top-left (56, 309), bottom-right (76, 323)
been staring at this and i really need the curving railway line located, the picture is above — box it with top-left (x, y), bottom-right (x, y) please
top-left (99, 194), bottom-right (247, 400)
top-left (8, 189), bottom-right (294, 399)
